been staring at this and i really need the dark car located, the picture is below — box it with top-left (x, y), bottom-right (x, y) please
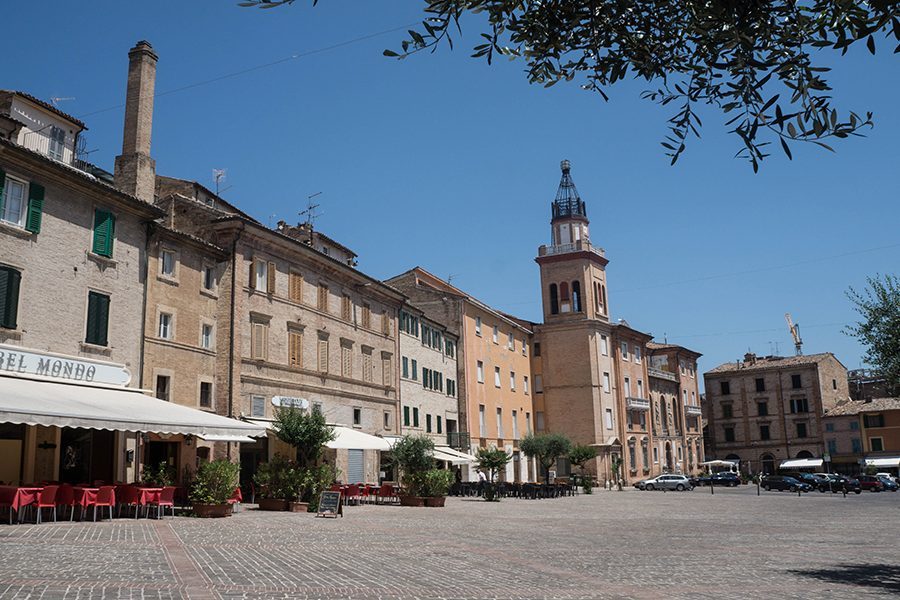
top-left (692, 472), bottom-right (741, 487)
top-left (761, 475), bottom-right (812, 492)
top-left (857, 475), bottom-right (885, 492)
top-left (781, 472), bottom-right (828, 488)
top-left (877, 476), bottom-right (899, 492)
top-left (816, 474), bottom-right (862, 494)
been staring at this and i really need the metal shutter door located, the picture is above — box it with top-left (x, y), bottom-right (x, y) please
top-left (347, 449), bottom-right (364, 484)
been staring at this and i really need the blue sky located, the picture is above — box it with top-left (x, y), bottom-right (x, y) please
top-left (4, 1), bottom-right (898, 384)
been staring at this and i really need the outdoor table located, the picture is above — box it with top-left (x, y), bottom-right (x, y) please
top-left (135, 487), bottom-right (162, 507)
top-left (0, 486), bottom-right (43, 524)
top-left (70, 487), bottom-right (100, 521)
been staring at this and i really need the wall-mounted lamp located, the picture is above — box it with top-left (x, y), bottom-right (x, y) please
top-left (184, 434), bottom-right (194, 447)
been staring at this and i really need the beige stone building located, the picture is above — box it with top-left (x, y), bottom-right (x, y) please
top-left (703, 352), bottom-right (849, 474)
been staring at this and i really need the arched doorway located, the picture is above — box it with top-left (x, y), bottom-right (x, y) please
top-left (761, 454), bottom-right (775, 474)
top-left (797, 450), bottom-right (814, 459)
top-left (665, 442), bottom-right (674, 472)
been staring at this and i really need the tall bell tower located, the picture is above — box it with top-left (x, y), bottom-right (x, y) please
top-left (535, 160), bottom-right (610, 322)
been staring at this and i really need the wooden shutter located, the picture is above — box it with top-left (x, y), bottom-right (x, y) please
top-left (249, 260), bottom-right (256, 289)
top-left (0, 267), bottom-right (21, 329)
top-left (289, 331), bottom-right (302, 367)
top-left (318, 284), bottom-right (328, 312)
top-left (86, 292), bottom-right (109, 346)
top-left (382, 356), bottom-right (392, 386)
top-left (341, 346), bottom-right (352, 377)
top-left (289, 272), bottom-right (302, 302)
top-left (92, 210), bottom-right (115, 257)
top-left (266, 262), bottom-right (276, 294)
top-left (341, 294), bottom-right (351, 320)
top-left (251, 322), bottom-right (268, 360)
top-left (318, 339), bottom-right (328, 372)
top-left (363, 352), bottom-right (373, 382)
top-left (25, 183), bottom-right (44, 234)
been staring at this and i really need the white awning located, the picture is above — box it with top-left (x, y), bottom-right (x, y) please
top-left (0, 375), bottom-right (266, 438)
top-left (435, 446), bottom-right (478, 463)
top-left (779, 458), bottom-right (824, 469)
top-left (865, 456), bottom-right (900, 468)
top-left (325, 426), bottom-right (392, 451)
top-left (701, 460), bottom-right (739, 467)
top-left (199, 434), bottom-right (256, 443)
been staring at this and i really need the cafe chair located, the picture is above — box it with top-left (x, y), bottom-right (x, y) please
top-left (91, 486), bottom-right (116, 521)
top-left (34, 485), bottom-right (59, 524)
top-left (56, 484), bottom-right (75, 521)
top-left (148, 486), bottom-right (177, 519)
top-left (377, 483), bottom-right (398, 505)
top-left (226, 487), bottom-right (242, 513)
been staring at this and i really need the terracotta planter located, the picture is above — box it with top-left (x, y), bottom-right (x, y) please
top-left (193, 503), bottom-right (233, 518)
top-left (424, 496), bottom-right (446, 507)
top-left (289, 501), bottom-right (309, 513)
top-left (258, 498), bottom-right (289, 511)
top-left (398, 494), bottom-right (425, 507)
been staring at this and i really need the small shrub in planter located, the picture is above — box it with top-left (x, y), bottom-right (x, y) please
top-left (422, 469), bottom-right (453, 507)
top-left (476, 446), bottom-right (511, 502)
top-left (190, 459), bottom-right (240, 518)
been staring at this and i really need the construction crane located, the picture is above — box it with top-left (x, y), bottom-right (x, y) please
top-left (785, 313), bottom-right (803, 356)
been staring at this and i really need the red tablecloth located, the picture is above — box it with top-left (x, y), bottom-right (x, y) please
top-left (72, 487), bottom-right (99, 507)
top-left (0, 486), bottom-right (42, 511)
top-left (135, 487), bottom-right (161, 505)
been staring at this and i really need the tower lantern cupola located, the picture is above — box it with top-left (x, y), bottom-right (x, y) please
top-left (549, 159), bottom-right (590, 246)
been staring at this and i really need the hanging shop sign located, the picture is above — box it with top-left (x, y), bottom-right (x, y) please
top-left (271, 396), bottom-right (309, 409)
top-left (0, 343), bottom-right (132, 386)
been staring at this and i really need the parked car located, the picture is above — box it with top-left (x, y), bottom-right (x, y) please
top-left (780, 472), bottom-right (828, 488)
top-left (876, 472), bottom-right (899, 485)
top-left (632, 479), bottom-right (651, 490)
top-left (639, 475), bottom-right (694, 491)
top-left (877, 476), bottom-right (899, 492)
top-left (760, 475), bottom-right (813, 493)
top-left (815, 474), bottom-right (862, 494)
top-left (691, 472), bottom-right (741, 487)
top-left (857, 475), bottom-right (885, 492)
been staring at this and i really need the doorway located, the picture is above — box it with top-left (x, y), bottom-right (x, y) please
top-left (60, 428), bottom-right (115, 484)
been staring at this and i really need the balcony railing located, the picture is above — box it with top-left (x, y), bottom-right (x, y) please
top-left (685, 405), bottom-right (702, 417)
top-left (447, 432), bottom-right (470, 450)
top-left (648, 367), bottom-right (678, 382)
top-left (537, 239), bottom-right (605, 258)
top-left (626, 397), bottom-right (651, 411)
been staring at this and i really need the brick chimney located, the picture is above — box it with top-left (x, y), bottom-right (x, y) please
top-left (114, 40), bottom-right (157, 202)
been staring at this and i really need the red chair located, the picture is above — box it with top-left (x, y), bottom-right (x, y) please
top-left (359, 485), bottom-right (371, 505)
top-left (378, 483), bottom-right (398, 505)
top-left (90, 486), bottom-right (116, 521)
top-left (344, 484), bottom-right (361, 506)
top-left (118, 485), bottom-right (140, 518)
top-left (34, 485), bottom-right (59, 524)
top-left (329, 483), bottom-right (342, 492)
top-left (147, 486), bottom-right (176, 519)
top-left (226, 487), bottom-right (242, 513)
top-left (56, 485), bottom-right (75, 521)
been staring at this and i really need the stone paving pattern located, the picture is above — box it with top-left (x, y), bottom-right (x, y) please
top-left (1, 487), bottom-right (899, 599)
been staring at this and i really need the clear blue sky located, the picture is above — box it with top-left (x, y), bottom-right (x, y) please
top-left (4, 2), bottom-right (898, 385)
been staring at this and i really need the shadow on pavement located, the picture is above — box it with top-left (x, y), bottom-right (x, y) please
top-left (790, 563), bottom-right (900, 593)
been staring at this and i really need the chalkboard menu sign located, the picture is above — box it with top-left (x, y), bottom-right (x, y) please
top-left (317, 491), bottom-right (343, 518)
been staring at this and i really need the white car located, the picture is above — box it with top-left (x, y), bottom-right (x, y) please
top-left (639, 474), bottom-right (693, 491)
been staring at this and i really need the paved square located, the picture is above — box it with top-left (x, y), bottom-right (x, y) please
top-left (1, 488), bottom-right (898, 599)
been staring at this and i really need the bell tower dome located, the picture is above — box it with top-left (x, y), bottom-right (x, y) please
top-left (550, 159), bottom-right (590, 246)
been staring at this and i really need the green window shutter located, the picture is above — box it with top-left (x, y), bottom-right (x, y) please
top-left (86, 292), bottom-right (110, 346)
top-left (0, 168), bottom-right (6, 216)
top-left (25, 183), bottom-right (44, 234)
top-left (403, 406), bottom-right (410, 426)
top-left (0, 267), bottom-right (21, 329)
top-left (106, 212), bottom-right (116, 257)
top-left (437, 416), bottom-right (442, 434)
top-left (92, 210), bottom-right (115, 257)
top-left (413, 408), bottom-right (419, 427)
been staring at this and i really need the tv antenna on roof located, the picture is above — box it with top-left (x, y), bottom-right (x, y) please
top-left (300, 192), bottom-right (323, 229)
top-left (212, 169), bottom-right (226, 196)
top-left (50, 97), bottom-right (75, 106)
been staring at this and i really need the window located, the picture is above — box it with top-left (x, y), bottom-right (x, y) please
top-left (628, 444), bottom-right (637, 472)
top-left (362, 349), bottom-right (373, 383)
top-left (755, 378), bottom-right (765, 392)
top-left (289, 271), bottom-right (303, 303)
top-left (252, 260), bottom-right (267, 291)
top-left (251, 320), bottom-right (268, 360)
top-left (508, 333), bottom-right (514, 351)
top-left (477, 361), bottom-right (484, 384)
top-left (621, 342), bottom-right (628, 360)
top-left (641, 443), bottom-right (649, 467)
top-left (722, 404), bottom-right (733, 419)
top-left (382, 355), bottom-right (392, 386)
top-left (653, 447), bottom-right (659, 463)
top-left (199, 381), bottom-right (212, 408)
top-left (757, 401), bottom-right (768, 417)
top-left (851, 438), bottom-right (862, 453)
top-left (526, 412), bottom-right (532, 434)
top-left (362, 303), bottom-right (371, 328)
top-left (353, 408), bottom-right (362, 426)
top-left (312, 402), bottom-right (322, 415)
top-left (637, 379), bottom-right (643, 398)
top-left (496, 408), bottom-right (503, 438)
top-left (158, 312), bottom-right (173, 339)
top-left (512, 410), bottom-right (519, 439)
top-left (509, 371), bottom-right (516, 391)
top-left (250, 396), bottom-right (265, 417)
top-left (492, 325), bottom-right (499, 344)
top-left (724, 427), bottom-right (735, 442)
top-left (384, 411), bottom-right (391, 430)
top-left (155, 375), bottom-right (170, 402)
top-left (479, 405), bottom-right (486, 436)
top-left (760, 425), bottom-right (770, 440)
top-left (403, 406), bottom-right (410, 426)
top-left (720, 381), bottom-right (731, 395)
top-left (796, 422), bottom-right (808, 438)
top-left (288, 330), bottom-right (302, 367)
top-left (341, 345), bottom-right (352, 377)
top-left (445, 339), bottom-right (456, 358)
top-left (475, 316), bottom-right (482, 336)
top-left (602, 372), bottom-right (611, 393)
top-left (342, 294), bottom-right (352, 320)
top-left (534, 342), bottom-right (541, 357)
top-left (413, 407), bottom-right (420, 427)
top-left (827, 439), bottom-right (837, 454)
top-left (0, 177), bottom-right (26, 227)
top-left (832, 379), bottom-right (837, 390)
top-left (605, 408), bottom-right (613, 430)
top-left (680, 360), bottom-right (686, 374)
top-left (436, 416), bottom-right (442, 434)
top-left (790, 398), bottom-right (809, 414)
top-left (522, 337), bottom-right (527, 356)
top-left (850, 421), bottom-right (860, 431)
top-left (402, 356), bottom-right (409, 379)
top-left (871, 437), bottom-right (885, 452)
top-left (634, 346), bottom-right (641, 364)
top-left (411, 359), bottom-right (418, 381)
top-left (534, 374), bottom-right (543, 393)
top-left (494, 366), bottom-right (501, 388)
top-left (85, 291), bottom-right (110, 346)
top-left (524, 376), bottom-right (529, 395)
top-left (426, 414), bottom-right (432, 433)
top-left (317, 284), bottom-right (329, 312)
top-left (624, 377), bottom-right (631, 397)
top-left (600, 335), bottom-right (608, 356)
top-left (863, 414), bottom-right (885, 428)
top-left (48, 126), bottom-right (65, 160)
top-left (536, 411), bottom-right (545, 432)
top-left (447, 379), bottom-right (456, 397)
top-left (0, 266), bottom-right (22, 329)
top-left (202, 265), bottom-right (217, 292)
top-left (160, 250), bottom-right (176, 277)
top-left (791, 374), bottom-right (802, 389)
top-left (549, 283), bottom-right (559, 315)
top-left (317, 337), bottom-right (328, 372)
top-left (825, 423), bottom-right (835, 433)
top-left (92, 209), bottom-right (116, 258)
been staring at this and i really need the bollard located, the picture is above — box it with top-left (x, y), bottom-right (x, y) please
top-left (757, 478), bottom-right (760, 496)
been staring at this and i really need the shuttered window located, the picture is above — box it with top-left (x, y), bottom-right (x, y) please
top-left (289, 271), bottom-right (303, 302)
top-left (91, 209), bottom-right (116, 258)
top-left (250, 395), bottom-right (266, 418)
top-left (317, 284), bottom-right (329, 312)
top-left (341, 345), bottom-right (352, 378)
top-left (266, 262), bottom-right (276, 294)
top-left (341, 294), bottom-right (352, 320)
top-left (25, 183), bottom-right (44, 234)
top-left (288, 331), bottom-right (302, 367)
top-left (0, 266), bottom-right (22, 329)
top-left (382, 311), bottom-right (391, 336)
top-left (317, 338), bottom-right (329, 372)
top-left (362, 350), bottom-right (373, 383)
top-left (251, 321), bottom-right (268, 360)
top-left (382, 355), bottom-right (392, 387)
top-left (361, 303), bottom-right (371, 328)
top-left (85, 291), bottom-right (110, 346)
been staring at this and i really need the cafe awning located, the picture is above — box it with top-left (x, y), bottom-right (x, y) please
top-left (864, 456), bottom-right (900, 468)
top-left (0, 375), bottom-right (266, 438)
top-left (326, 426), bottom-right (392, 451)
top-left (199, 434), bottom-right (256, 443)
top-left (779, 458), bottom-right (824, 469)
top-left (433, 446), bottom-right (477, 465)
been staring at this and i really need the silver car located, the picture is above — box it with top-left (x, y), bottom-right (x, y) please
top-left (640, 474), bottom-right (693, 491)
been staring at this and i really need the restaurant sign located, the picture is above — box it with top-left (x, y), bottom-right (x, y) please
top-left (0, 343), bottom-right (132, 386)
top-left (272, 396), bottom-right (309, 409)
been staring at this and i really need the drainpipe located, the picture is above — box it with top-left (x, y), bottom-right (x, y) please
top-left (226, 227), bottom-right (242, 461)
top-left (136, 220), bottom-right (153, 482)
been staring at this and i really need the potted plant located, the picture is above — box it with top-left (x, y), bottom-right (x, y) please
top-left (520, 433), bottom-right (572, 485)
top-left (142, 461), bottom-right (175, 487)
top-left (476, 446), bottom-right (511, 501)
top-left (190, 459), bottom-right (240, 518)
top-left (569, 444), bottom-right (599, 494)
top-left (390, 435), bottom-right (436, 506)
top-left (422, 469), bottom-right (454, 507)
top-left (254, 455), bottom-right (301, 511)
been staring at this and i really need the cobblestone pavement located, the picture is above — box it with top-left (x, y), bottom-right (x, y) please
top-left (1, 487), bottom-right (899, 599)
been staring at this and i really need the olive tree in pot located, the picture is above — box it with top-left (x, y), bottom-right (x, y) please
top-left (569, 444), bottom-right (599, 494)
top-left (520, 433), bottom-right (572, 485)
top-left (476, 446), bottom-right (511, 502)
top-left (391, 435), bottom-right (443, 507)
top-left (190, 459), bottom-right (240, 518)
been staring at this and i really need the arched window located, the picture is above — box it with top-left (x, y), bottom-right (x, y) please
top-left (571, 281), bottom-right (582, 312)
top-left (797, 450), bottom-right (814, 459)
top-left (549, 284), bottom-right (559, 315)
top-left (559, 282), bottom-right (570, 313)
top-left (760, 454), bottom-right (775, 474)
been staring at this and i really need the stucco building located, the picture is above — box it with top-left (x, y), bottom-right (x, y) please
top-left (824, 397), bottom-right (900, 475)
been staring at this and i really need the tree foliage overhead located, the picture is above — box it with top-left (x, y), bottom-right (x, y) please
top-left (241, 0), bottom-right (898, 170)
top-left (520, 432), bottom-right (572, 483)
top-left (272, 406), bottom-right (336, 468)
top-left (846, 274), bottom-right (900, 395)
